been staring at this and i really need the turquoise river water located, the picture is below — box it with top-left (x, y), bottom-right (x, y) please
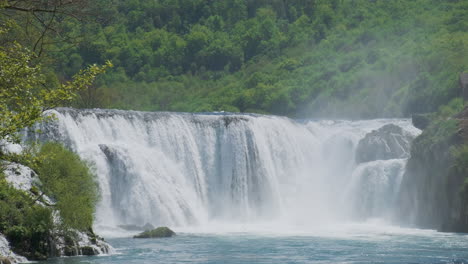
top-left (43, 223), bottom-right (468, 264)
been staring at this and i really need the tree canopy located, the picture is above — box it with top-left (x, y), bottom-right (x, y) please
top-left (0, 23), bottom-right (111, 144)
top-left (1, 0), bottom-right (467, 118)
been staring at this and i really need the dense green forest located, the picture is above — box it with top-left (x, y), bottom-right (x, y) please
top-left (1, 0), bottom-right (467, 117)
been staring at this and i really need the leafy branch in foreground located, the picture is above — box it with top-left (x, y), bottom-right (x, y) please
top-left (0, 25), bottom-right (112, 144)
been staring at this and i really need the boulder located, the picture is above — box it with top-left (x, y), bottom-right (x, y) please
top-left (355, 124), bottom-right (414, 163)
top-left (63, 246), bottom-right (77, 257)
top-left (0, 257), bottom-right (12, 264)
top-left (80, 246), bottom-right (98, 256)
top-left (133, 227), bottom-right (175, 238)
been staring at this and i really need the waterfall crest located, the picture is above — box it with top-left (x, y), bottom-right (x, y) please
top-left (33, 108), bottom-right (420, 230)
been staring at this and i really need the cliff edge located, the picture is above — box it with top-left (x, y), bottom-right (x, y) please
top-left (397, 106), bottom-right (468, 232)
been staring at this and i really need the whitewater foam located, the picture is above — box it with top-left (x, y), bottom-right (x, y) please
top-left (30, 108), bottom-right (420, 235)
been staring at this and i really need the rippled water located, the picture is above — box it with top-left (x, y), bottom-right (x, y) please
top-left (43, 223), bottom-right (468, 264)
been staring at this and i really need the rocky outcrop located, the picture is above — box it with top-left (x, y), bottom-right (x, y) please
top-left (412, 114), bottom-right (431, 130)
top-left (0, 234), bottom-right (27, 264)
top-left (134, 227), bottom-right (176, 238)
top-left (54, 228), bottom-right (112, 257)
top-left (396, 109), bottom-right (468, 232)
top-left (355, 124), bottom-right (415, 163)
top-left (1, 162), bottom-right (113, 261)
top-left (2, 162), bottom-right (53, 206)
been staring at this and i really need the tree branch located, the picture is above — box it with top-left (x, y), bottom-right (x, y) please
top-left (4, 5), bottom-right (58, 13)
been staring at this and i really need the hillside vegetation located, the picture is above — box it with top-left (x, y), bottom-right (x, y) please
top-left (5, 0), bottom-right (461, 118)
top-left (0, 143), bottom-right (99, 260)
top-left (396, 103), bottom-right (468, 232)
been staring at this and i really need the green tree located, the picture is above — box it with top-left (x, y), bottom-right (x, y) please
top-left (0, 25), bottom-right (112, 144)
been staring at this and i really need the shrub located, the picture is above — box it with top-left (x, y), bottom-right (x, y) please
top-left (0, 173), bottom-right (52, 259)
top-left (33, 142), bottom-right (98, 231)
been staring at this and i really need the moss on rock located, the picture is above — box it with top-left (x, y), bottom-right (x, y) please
top-left (133, 227), bottom-right (175, 238)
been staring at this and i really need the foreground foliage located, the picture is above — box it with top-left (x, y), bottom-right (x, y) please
top-left (0, 2), bottom-right (106, 261)
top-left (0, 23), bottom-right (111, 145)
top-left (0, 142), bottom-right (100, 259)
top-left (0, 172), bottom-right (52, 260)
top-left (33, 142), bottom-right (99, 231)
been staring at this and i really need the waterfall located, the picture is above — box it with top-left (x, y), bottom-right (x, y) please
top-left (32, 108), bottom-right (420, 230)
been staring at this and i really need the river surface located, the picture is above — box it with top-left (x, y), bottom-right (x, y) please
top-left (42, 222), bottom-right (468, 264)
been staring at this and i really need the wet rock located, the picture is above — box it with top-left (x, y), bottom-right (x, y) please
top-left (412, 114), bottom-right (431, 130)
top-left (396, 118), bottom-right (463, 232)
top-left (54, 228), bottom-right (111, 257)
top-left (356, 124), bottom-right (415, 163)
top-left (63, 246), bottom-right (76, 257)
top-left (0, 256), bottom-right (12, 264)
top-left (133, 227), bottom-right (175, 238)
top-left (80, 246), bottom-right (98, 256)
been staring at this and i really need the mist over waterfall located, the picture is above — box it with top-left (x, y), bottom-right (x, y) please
top-left (33, 108), bottom-right (420, 231)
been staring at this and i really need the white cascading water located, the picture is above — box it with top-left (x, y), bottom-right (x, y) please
top-left (33, 108), bottom-right (420, 233)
